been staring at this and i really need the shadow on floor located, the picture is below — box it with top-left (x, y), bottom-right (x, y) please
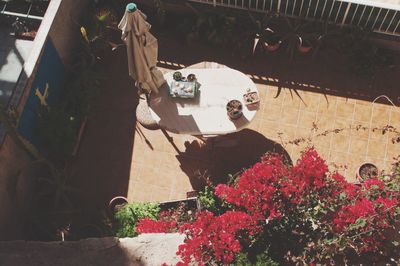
top-left (156, 35), bottom-right (400, 107)
top-left (176, 129), bottom-right (291, 190)
top-left (69, 48), bottom-right (139, 211)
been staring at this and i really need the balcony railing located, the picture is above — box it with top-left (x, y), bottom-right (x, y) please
top-left (189, 0), bottom-right (400, 36)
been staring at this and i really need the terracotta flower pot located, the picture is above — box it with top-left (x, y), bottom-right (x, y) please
top-left (298, 45), bottom-right (312, 53)
top-left (356, 163), bottom-right (379, 182)
top-left (264, 41), bottom-right (281, 52)
top-left (108, 196), bottom-right (128, 214)
top-left (298, 37), bottom-right (312, 54)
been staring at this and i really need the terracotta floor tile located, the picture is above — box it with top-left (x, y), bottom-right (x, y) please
top-left (127, 80), bottom-right (397, 203)
top-left (129, 181), bottom-right (155, 202)
top-left (257, 84), bottom-right (268, 99)
top-left (350, 122), bottom-right (370, 139)
top-left (318, 96), bottom-right (337, 116)
top-left (312, 134), bottom-right (332, 150)
top-left (314, 115), bottom-right (335, 132)
top-left (129, 162), bottom-right (144, 182)
top-left (152, 185), bottom-right (174, 202)
top-left (279, 124), bottom-right (300, 144)
top-left (288, 148), bottom-right (301, 163)
top-left (382, 159), bottom-right (392, 174)
top-left (369, 128), bottom-right (389, 142)
top-left (331, 134), bottom-right (350, 152)
top-left (354, 104), bottom-right (372, 122)
top-left (333, 117), bottom-right (353, 133)
top-left (246, 118), bottom-right (262, 131)
top-left (262, 103), bottom-right (282, 122)
top-left (259, 121), bottom-right (281, 139)
top-left (139, 166), bottom-right (160, 186)
top-left (296, 127), bottom-right (315, 142)
top-left (390, 108), bottom-right (400, 128)
top-left (131, 145), bottom-right (146, 164)
top-left (298, 110), bottom-right (317, 129)
top-left (264, 86), bottom-right (280, 101)
top-left (349, 137), bottom-right (368, 157)
top-left (299, 93), bottom-right (320, 112)
top-left (329, 151), bottom-right (350, 169)
top-left (371, 105), bottom-right (391, 128)
top-left (335, 99), bottom-right (355, 119)
top-left (313, 146), bottom-right (330, 161)
top-left (367, 139), bottom-right (387, 160)
top-left (282, 92), bottom-right (302, 109)
top-left (386, 143), bottom-right (400, 161)
top-left (280, 107), bottom-right (300, 125)
top-left (266, 93), bottom-right (284, 106)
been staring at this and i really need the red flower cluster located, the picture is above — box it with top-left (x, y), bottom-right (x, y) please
top-left (133, 148), bottom-right (400, 264)
top-left (176, 211), bottom-right (258, 265)
top-left (215, 149), bottom-right (333, 221)
top-left (136, 217), bottom-right (177, 234)
top-left (215, 153), bottom-right (289, 221)
top-left (333, 194), bottom-right (398, 252)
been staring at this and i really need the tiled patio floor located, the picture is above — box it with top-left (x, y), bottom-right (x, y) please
top-left (127, 65), bottom-right (400, 203)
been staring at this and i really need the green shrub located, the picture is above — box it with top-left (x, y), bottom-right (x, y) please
top-left (36, 104), bottom-right (79, 156)
top-left (234, 251), bottom-right (279, 266)
top-left (114, 202), bottom-right (160, 237)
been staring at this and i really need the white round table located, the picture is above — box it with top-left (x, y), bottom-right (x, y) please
top-left (149, 66), bottom-right (259, 136)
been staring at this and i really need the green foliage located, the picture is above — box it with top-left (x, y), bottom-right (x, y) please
top-left (35, 63), bottom-right (100, 157)
top-left (36, 105), bottom-right (79, 156)
top-left (234, 251), bottom-right (279, 266)
top-left (199, 186), bottom-right (218, 213)
top-left (114, 202), bottom-right (160, 237)
top-left (153, 0), bottom-right (166, 25)
top-left (176, 11), bottom-right (252, 56)
top-left (384, 156), bottom-right (400, 192)
top-left (332, 28), bottom-right (395, 77)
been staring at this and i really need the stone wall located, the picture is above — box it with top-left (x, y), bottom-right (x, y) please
top-left (48, 0), bottom-right (91, 67)
top-left (0, 0), bottom-right (91, 240)
top-left (0, 234), bottom-right (184, 265)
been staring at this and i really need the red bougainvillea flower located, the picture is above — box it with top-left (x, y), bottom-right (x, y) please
top-left (136, 218), bottom-right (177, 234)
top-left (177, 211), bottom-right (259, 265)
top-left (362, 178), bottom-right (385, 190)
top-left (134, 147), bottom-right (399, 264)
top-left (215, 153), bottom-right (289, 221)
top-left (292, 148), bottom-right (329, 190)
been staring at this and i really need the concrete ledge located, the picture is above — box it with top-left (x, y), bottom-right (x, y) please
top-left (0, 234), bottom-right (185, 266)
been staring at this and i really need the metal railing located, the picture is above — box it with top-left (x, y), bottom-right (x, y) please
top-left (188, 0), bottom-right (400, 36)
top-left (0, 0), bottom-right (49, 21)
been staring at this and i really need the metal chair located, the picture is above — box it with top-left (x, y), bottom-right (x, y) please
top-left (135, 92), bottom-right (179, 153)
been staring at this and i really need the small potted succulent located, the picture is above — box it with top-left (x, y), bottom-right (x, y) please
top-left (173, 71), bottom-right (183, 81)
top-left (226, 100), bottom-right (243, 120)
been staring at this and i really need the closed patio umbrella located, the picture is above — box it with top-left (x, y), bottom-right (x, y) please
top-left (118, 3), bottom-right (165, 94)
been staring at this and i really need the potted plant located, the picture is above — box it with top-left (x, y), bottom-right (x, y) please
top-left (249, 12), bottom-right (282, 54)
top-left (226, 100), bottom-right (243, 120)
top-left (357, 162), bottom-right (379, 182)
top-left (298, 36), bottom-right (313, 53)
top-left (262, 28), bottom-right (282, 52)
top-left (108, 196), bottom-right (128, 214)
top-left (280, 17), bottom-right (318, 58)
top-left (113, 202), bottom-right (160, 237)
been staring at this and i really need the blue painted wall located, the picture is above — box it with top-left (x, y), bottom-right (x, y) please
top-left (18, 37), bottom-right (65, 145)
